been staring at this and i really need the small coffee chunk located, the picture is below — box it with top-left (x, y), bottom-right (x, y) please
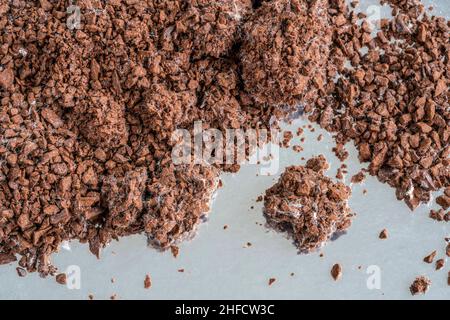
top-left (435, 259), bottom-right (444, 271)
top-left (55, 273), bottom-right (67, 285)
top-left (379, 229), bottom-right (388, 239)
top-left (331, 264), bottom-right (342, 281)
top-left (423, 251), bottom-right (437, 264)
top-left (144, 275), bottom-right (152, 289)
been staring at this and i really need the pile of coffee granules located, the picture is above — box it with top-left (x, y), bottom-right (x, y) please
top-left (309, 0), bottom-right (449, 211)
top-left (263, 155), bottom-right (353, 253)
top-left (0, 0), bottom-right (331, 275)
top-left (0, 0), bottom-right (448, 287)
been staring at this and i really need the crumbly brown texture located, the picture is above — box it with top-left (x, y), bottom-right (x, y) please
top-left (409, 276), bottom-right (431, 295)
top-left (351, 171), bottom-right (366, 184)
top-left (240, 0), bottom-right (331, 107)
top-left (263, 156), bottom-right (353, 253)
top-left (0, 0), bottom-right (448, 279)
top-left (429, 209), bottom-right (449, 222)
top-left (309, 0), bottom-right (449, 211)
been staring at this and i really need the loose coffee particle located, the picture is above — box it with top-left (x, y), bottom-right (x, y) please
top-left (55, 273), bottom-right (67, 285)
top-left (379, 229), bottom-right (389, 239)
top-left (170, 246), bottom-right (180, 259)
top-left (351, 171), bottom-right (366, 184)
top-left (268, 278), bottom-right (276, 286)
top-left (331, 264), bottom-right (342, 281)
top-left (144, 275), bottom-right (152, 289)
top-left (423, 251), bottom-right (437, 264)
top-left (435, 259), bottom-right (444, 271)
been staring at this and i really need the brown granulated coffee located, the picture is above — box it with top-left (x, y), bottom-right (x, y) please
top-left (263, 156), bottom-right (353, 253)
top-left (240, 0), bottom-right (331, 107)
top-left (0, 0), bottom-right (448, 284)
top-left (309, 0), bottom-right (449, 211)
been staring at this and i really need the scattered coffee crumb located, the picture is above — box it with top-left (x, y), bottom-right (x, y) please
top-left (435, 259), bottom-right (445, 271)
top-left (423, 251), bottom-right (437, 264)
top-left (379, 229), bottom-right (389, 239)
top-left (409, 276), bottom-right (431, 296)
top-left (268, 278), bottom-right (276, 286)
top-left (351, 171), bottom-right (366, 184)
top-left (223, 225), bottom-right (228, 230)
top-left (290, 272), bottom-right (295, 277)
top-left (110, 294), bottom-right (118, 300)
top-left (336, 168), bottom-right (344, 180)
top-left (144, 275), bottom-right (152, 289)
top-left (331, 264), bottom-right (342, 281)
top-left (88, 294), bottom-right (94, 300)
top-left (292, 145), bottom-right (303, 153)
top-left (110, 278), bottom-right (115, 284)
top-left (55, 273), bottom-right (67, 285)
top-left (178, 269), bottom-right (185, 273)
top-left (256, 196), bottom-right (264, 202)
top-left (446, 243), bottom-right (450, 257)
top-left (317, 134), bottom-right (323, 142)
top-left (170, 245), bottom-right (180, 258)
top-left (281, 131), bottom-right (294, 148)
top-left (448, 271), bottom-right (450, 286)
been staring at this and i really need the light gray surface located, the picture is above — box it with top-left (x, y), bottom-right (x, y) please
top-left (0, 0), bottom-right (449, 300)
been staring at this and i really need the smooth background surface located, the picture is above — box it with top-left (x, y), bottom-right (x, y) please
top-left (0, 0), bottom-right (448, 300)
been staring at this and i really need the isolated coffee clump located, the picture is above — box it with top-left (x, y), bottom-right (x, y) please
top-left (264, 156), bottom-right (353, 253)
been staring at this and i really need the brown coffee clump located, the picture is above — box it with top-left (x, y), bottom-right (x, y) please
top-left (409, 276), bottom-right (431, 295)
top-left (263, 156), bottom-right (353, 253)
